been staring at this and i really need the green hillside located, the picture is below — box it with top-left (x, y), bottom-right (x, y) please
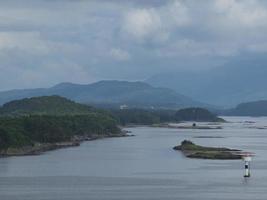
top-left (0, 95), bottom-right (93, 116)
top-left (0, 96), bottom-right (120, 151)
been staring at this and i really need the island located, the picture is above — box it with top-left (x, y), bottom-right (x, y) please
top-left (173, 140), bottom-right (242, 160)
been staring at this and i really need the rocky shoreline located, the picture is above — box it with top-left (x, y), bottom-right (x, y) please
top-left (0, 131), bottom-right (132, 158)
top-left (123, 123), bottom-right (222, 130)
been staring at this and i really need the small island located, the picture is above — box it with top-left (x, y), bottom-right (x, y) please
top-left (173, 140), bottom-right (242, 160)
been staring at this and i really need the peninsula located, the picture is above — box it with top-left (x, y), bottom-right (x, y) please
top-left (0, 96), bottom-right (127, 157)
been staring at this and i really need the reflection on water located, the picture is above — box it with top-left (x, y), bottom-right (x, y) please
top-left (0, 116), bottom-right (267, 200)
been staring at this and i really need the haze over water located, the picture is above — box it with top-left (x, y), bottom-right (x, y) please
top-left (1, 116), bottom-right (267, 200)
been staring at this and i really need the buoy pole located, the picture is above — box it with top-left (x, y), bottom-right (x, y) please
top-left (243, 156), bottom-right (251, 178)
top-left (244, 160), bottom-right (250, 177)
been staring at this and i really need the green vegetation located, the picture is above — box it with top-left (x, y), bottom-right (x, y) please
top-left (175, 107), bottom-right (224, 122)
top-left (0, 95), bottom-right (93, 116)
top-left (173, 140), bottom-right (242, 160)
top-left (0, 96), bottom-right (120, 151)
top-left (110, 109), bottom-right (177, 125)
top-left (0, 95), bottom-right (225, 154)
top-left (0, 114), bottom-right (120, 150)
top-left (110, 107), bottom-right (224, 126)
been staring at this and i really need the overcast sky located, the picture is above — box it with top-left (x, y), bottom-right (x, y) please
top-left (1, 0), bottom-right (267, 90)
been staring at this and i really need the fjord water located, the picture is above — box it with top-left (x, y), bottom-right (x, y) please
top-left (1, 117), bottom-right (267, 200)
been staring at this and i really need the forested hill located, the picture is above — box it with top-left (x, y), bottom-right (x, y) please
top-left (0, 95), bottom-right (93, 116)
top-left (0, 96), bottom-right (121, 152)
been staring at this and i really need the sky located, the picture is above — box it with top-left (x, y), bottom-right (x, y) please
top-left (1, 0), bottom-right (267, 91)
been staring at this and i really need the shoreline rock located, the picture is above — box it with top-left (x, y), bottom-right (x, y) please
top-left (0, 132), bottom-right (132, 158)
top-left (0, 142), bottom-right (80, 157)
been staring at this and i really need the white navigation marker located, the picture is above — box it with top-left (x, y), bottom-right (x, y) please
top-left (243, 155), bottom-right (252, 178)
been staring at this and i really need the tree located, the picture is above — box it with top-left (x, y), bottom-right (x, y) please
top-left (0, 127), bottom-right (11, 150)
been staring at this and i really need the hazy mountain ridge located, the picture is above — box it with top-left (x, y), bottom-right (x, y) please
top-left (225, 100), bottom-right (267, 116)
top-left (146, 54), bottom-right (267, 107)
top-left (0, 80), bottom-right (205, 109)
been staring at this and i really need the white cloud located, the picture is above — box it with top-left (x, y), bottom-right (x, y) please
top-left (214, 0), bottom-right (267, 27)
top-left (121, 0), bottom-right (190, 42)
top-left (164, 0), bottom-right (190, 26)
top-left (110, 48), bottom-right (131, 61)
top-left (0, 32), bottom-right (50, 55)
top-left (122, 8), bottom-right (162, 40)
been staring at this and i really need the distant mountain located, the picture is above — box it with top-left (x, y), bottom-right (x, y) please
top-left (146, 53), bottom-right (267, 107)
top-left (0, 96), bottom-right (93, 116)
top-left (0, 80), bottom-right (205, 109)
top-left (226, 100), bottom-right (267, 116)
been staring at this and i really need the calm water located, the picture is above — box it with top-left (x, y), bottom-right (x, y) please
top-left (1, 116), bottom-right (267, 200)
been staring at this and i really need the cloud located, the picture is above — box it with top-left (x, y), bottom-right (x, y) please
top-left (110, 48), bottom-right (131, 61)
top-left (0, 0), bottom-right (267, 90)
top-left (122, 8), bottom-right (162, 40)
top-left (214, 0), bottom-right (267, 26)
top-left (121, 1), bottom-right (190, 43)
top-left (0, 31), bottom-right (51, 56)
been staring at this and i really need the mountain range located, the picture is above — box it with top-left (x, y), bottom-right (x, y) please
top-left (0, 80), bottom-right (205, 109)
top-left (146, 53), bottom-right (267, 107)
